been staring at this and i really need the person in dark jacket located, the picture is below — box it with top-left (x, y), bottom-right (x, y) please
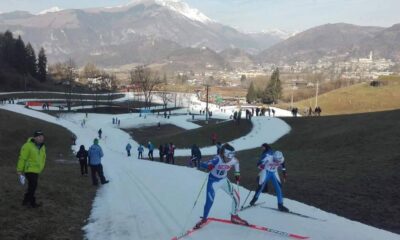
top-left (158, 144), bottom-right (164, 162)
top-left (88, 138), bottom-right (109, 186)
top-left (190, 144), bottom-right (202, 168)
top-left (76, 145), bottom-right (88, 175)
top-left (98, 128), bottom-right (102, 139)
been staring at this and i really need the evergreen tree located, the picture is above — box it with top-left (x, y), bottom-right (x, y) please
top-left (25, 43), bottom-right (37, 77)
top-left (262, 68), bottom-right (282, 104)
top-left (37, 47), bottom-right (47, 82)
top-left (1, 31), bottom-right (15, 67)
top-left (246, 81), bottom-right (257, 103)
top-left (14, 35), bottom-right (27, 73)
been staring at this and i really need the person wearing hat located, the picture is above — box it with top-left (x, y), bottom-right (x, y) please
top-left (88, 138), bottom-right (109, 186)
top-left (16, 130), bottom-right (46, 208)
top-left (249, 144), bottom-right (289, 212)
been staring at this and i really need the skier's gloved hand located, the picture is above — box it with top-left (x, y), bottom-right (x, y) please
top-left (207, 164), bottom-right (214, 171)
top-left (18, 174), bottom-right (25, 185)
top-left (258, 164), bottom-right (265, 170)
top-left (235, 175), bottom-right (240, 183)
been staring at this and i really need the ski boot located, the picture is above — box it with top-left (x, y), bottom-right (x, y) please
top-left (278, 203), bottom-right (289, 212)
top-left (249, 197), bottom-right (257, 206)
top-left (194, 218), bottom-right (208, 229)
top-left (231, 214), bottom-right (249, 225)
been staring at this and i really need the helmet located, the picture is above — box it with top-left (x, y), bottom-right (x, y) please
top-left (273, 151), bottom-right (284, 161)
top-left (224, 149), bottom-right (235, 159)
top-left (222, 144), bottom-right (235, 159)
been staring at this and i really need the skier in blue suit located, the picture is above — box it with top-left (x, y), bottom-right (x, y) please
top-left (249, 147), bottom-right (289, 212)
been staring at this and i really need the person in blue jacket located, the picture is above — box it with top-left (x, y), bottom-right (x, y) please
top-left (147, 141), bottom-right (154, 160)
top-left (88, 138), bottom-right (109, 186)
top-left (126, 143), bottom-right (132, 157)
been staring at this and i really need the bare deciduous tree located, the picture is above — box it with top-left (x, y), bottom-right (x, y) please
top-left (158, 91), bottom-right (172, 109)
top-left (130, 66), bottom-right (162, 109)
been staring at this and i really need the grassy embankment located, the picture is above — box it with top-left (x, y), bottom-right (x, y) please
top-left (0, 109), bottom-right (96, 240)
top-left (292, 76), bottom-right (400, 115)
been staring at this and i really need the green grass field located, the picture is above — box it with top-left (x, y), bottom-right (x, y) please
top-left (293, 77), bottom-right (400, 115)
top-left (0, 109), bottom-right (96, 240)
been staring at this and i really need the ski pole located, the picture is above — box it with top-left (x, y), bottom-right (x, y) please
top-left (179, 174), bottom-right (208, 234)
top-left (241, 190), bottom-right (252, 209)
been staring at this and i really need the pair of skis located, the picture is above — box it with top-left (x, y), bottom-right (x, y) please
top-left (260, 206), bottom-right (326, 222)
top-left (171, 216), bottom-right (309, 240)
top-left (241, 201), bottom-right (326, 222)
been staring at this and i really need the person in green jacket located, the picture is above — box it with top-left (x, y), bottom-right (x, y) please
top-left (16, 130), bottom-right (46, 208)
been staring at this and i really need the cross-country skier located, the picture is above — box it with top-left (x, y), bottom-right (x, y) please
top-left (251, 143), bottom-right (287, 197)
top-left (249, 148), bottom-right (289, 212)
top-left (195, 143), bottom-right (248, 229)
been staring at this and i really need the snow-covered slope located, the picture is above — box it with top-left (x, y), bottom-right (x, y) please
top-left (1, 103), bottom-right (399, 240)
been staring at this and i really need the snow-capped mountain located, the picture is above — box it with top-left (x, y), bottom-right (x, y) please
top-left (0, 0), bottom-right (283, 67)
top-left (38, 6), bottom-right (63, 15)
top-left (260, 28), bottom-right (298, 39)
top-left (141, 0), bottom-right (213, 23)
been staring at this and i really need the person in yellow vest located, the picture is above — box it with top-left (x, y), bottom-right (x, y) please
top-left (16, 130), bottom-right (46, 208)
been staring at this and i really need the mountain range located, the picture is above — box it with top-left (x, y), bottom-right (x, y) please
top-left (0, 0), bottom-right (399, 69)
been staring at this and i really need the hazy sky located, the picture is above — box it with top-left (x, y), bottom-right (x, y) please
top-left (1, 0), bottom-right (399, 32)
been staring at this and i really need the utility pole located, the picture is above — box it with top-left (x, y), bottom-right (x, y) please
top-left (315, 79), bottom-right (319, 108)
top-left (205, 84), bottom-right (209, 124)
top-left (290, 79), bottom-right (295, 109)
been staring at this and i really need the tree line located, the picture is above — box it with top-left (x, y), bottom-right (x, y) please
top-left (0, 30), bottom-right (47, 83)
top-left (246, 68), bottom-right (282, 104)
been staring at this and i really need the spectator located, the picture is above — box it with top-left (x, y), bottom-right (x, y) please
top-left (168, 142), bottom-right (176, 164)
top-left (98, 128), bottom-right (102, 139)
top-left (211, 132), bottom-right (217, 145)
top-left (88, 138), bottom-right (109, 186)
top-left (138, 145), bottom-right (144, 159)
top-left (164, 143), bottom-right (170, 163)
top-left (76, 145), bottom-right (88, 176)
top-left (315, 106), bottom-right (322, 116)
top-left (190, 144), bottom-right (202, 168)
top-left (71, 134), bottom-right (77, 145)
top-left (158, 144), bottom-right (164, 162)
top-left (147, 141), bottom-right (154, 160)
top-left (272, 109), bottom-right (275, 117)
top-left (126, 143), bottom-right (132, 157)
top-left (17, 130), bottom-right (46, 208)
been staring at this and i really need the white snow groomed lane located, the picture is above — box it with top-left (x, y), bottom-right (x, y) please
top-left (1, 103), bottom-right (399, 240)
